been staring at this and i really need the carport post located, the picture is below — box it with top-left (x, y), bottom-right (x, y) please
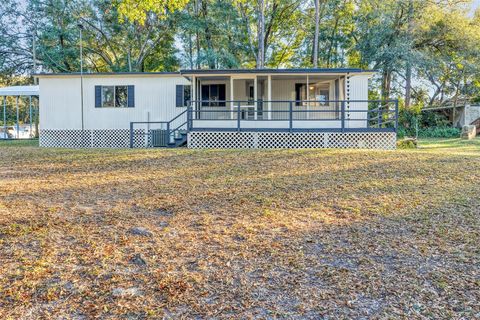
top-left (16, 96), bottom-right (19, 139)
top-left (3, 96), bottom-right (6, 136)
top-left (29, 96), bottom-right (33, 135)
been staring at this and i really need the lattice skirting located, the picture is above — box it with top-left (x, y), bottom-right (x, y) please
top-left (188, 131), bottom-right (397, 150)
top-left (40, 129), bottom-right (147, 148)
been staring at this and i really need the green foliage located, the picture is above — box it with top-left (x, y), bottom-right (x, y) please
top-left (396, 138), bottom-right (417, 149)
top-left (117, 0), bottom-right (189, 25)
top-left (397, 106), bottom-right (459, 139)
top-left (417, 127), bottom-right (461, 138)
top-left (0, 0), bottom-right (480, 111)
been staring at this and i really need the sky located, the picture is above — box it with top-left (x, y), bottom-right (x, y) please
top-left (472, 0), bottom-right (480, 15)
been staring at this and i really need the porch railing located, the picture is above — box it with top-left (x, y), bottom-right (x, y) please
top-left (130, 109), bottom-right (188, 148)
top-left (187, 100), bottom-right (399, 132)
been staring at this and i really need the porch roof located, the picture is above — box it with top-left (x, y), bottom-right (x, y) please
top-left (180, 68), bottom-right (375, 76)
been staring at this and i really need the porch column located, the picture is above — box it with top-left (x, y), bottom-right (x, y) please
top-left (192, 75), bottom-right (196, 120)
top-left (267, 75), bottom-right (272, 120)
top-left (230, 76), bottom-right (234, 120)
top-left (306, 74), bottom-right (310, 120)
top-left (254, 75), bottom-right (258, 120)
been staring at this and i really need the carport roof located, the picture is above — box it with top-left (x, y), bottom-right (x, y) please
top-left (0, 85), bottom-right (39, 96)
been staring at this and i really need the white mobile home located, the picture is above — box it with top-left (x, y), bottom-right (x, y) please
top-left (37, 68), bottom-right (398, 149)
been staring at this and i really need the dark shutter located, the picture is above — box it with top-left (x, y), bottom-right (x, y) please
top-left (127, 85), bottom-right (135, 108)
top-left (175, 85), bottom-right (183, 108)
top-left (95, 86), bottom-right (102, 108)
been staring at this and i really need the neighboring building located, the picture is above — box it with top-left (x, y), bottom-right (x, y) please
top-left (36, 68), bottom-right (398, 149)
top-left (456, 104), bottom-right (480, 133)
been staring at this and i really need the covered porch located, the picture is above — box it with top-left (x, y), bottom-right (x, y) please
top-left (187, 70), bottom-right (346, 120)
top-left (181, 69), bottom-right (396, 132)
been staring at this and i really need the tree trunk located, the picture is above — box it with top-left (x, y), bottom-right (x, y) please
top-left (188, 31), bottom-right (194, 69)
top-left (405, 64), bottom-right (412, 107)
top-left (313, 0), bottom-right (319, 68)
top-left (201, 0), bottom-right (215, 69)
top-left (382, 69), bottom-right (392, 101)
top-left (405, 0), bottom-right (414, 108)
top-left (257, 0), bottom-right (265, 68)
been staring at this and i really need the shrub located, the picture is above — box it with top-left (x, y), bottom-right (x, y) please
top-left (397, 138), bottom-right (417, 149)
top-left (417, 127), bottom-right (461, 138)
top-left (396, 108), bottom-right (460, 139)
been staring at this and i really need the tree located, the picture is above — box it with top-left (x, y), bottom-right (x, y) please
top-left (116, 0), bottom-right (189, 25)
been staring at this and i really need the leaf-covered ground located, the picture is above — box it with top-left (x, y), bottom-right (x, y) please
top-left (0, 139), bottom-right (479, 319)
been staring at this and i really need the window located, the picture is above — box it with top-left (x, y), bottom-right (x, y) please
top-left (176, 85), bottom-right (191, 107)
top-left (115, 86), bottom-right (128, 108)
top-left (295, 83), bottom-right (330, 106)
top-left (101, 86), bottom-right (115, 107)
top-left (201, 84), bottom-right (226, 106)
top-left (95, 85), bottom-right (134, 108)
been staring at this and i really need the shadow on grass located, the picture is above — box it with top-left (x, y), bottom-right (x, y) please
top-left (0, 143), bottom-right (479, 318)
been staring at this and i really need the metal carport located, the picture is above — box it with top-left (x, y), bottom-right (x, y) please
top-left (0, 86), bottom-right (39, 139)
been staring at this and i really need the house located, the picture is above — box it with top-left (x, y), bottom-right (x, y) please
top-left (36, 68), bottom-right (398, 149)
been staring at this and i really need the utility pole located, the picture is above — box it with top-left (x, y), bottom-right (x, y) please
top-left (405, 0), bottom-right (414, 108)
top-left (77, 23), bottom-right (85, 131)
top-left (313, 0), bottom-right (319, 68)
top-left (32, 27), bottom-right (37, 85)
top-left (257, 0), bottom-right (265, 69)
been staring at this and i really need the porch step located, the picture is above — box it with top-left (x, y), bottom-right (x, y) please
top-left (167, 132), bottom-right (188, 148)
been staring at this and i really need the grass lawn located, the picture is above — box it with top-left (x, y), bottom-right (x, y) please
top-left (0, 139), bottom-right (479, 318)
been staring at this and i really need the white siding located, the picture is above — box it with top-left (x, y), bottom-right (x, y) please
top-left (39, 73), bottom-right (371, 130)
top-left (39, 75), bottom-right (190, 130)
top-left (347, 74), bottom-right (369, 128)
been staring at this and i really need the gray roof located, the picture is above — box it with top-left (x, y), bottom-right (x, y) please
top-left (180, 68), bottom-right (372, 74)
top-left (35, 68), bottom-right (374, 77)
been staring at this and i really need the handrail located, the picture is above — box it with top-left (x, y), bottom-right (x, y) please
top-left (130, 109), bottom-right (189, 148)
top-left (189, 99), bottom-right (398, 103)
top-left (168, 109), bottom-right (188, 124)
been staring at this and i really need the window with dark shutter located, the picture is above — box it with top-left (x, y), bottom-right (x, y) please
top-left (95, 85), bottom-right (134, 108)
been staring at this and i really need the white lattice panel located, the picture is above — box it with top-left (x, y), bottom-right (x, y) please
top-left (40, 130), bottom-right (91, 148)
top-left (188, 131), bottom-right (396, 150)
top-left (40, 129), bottom-right (146, 148)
